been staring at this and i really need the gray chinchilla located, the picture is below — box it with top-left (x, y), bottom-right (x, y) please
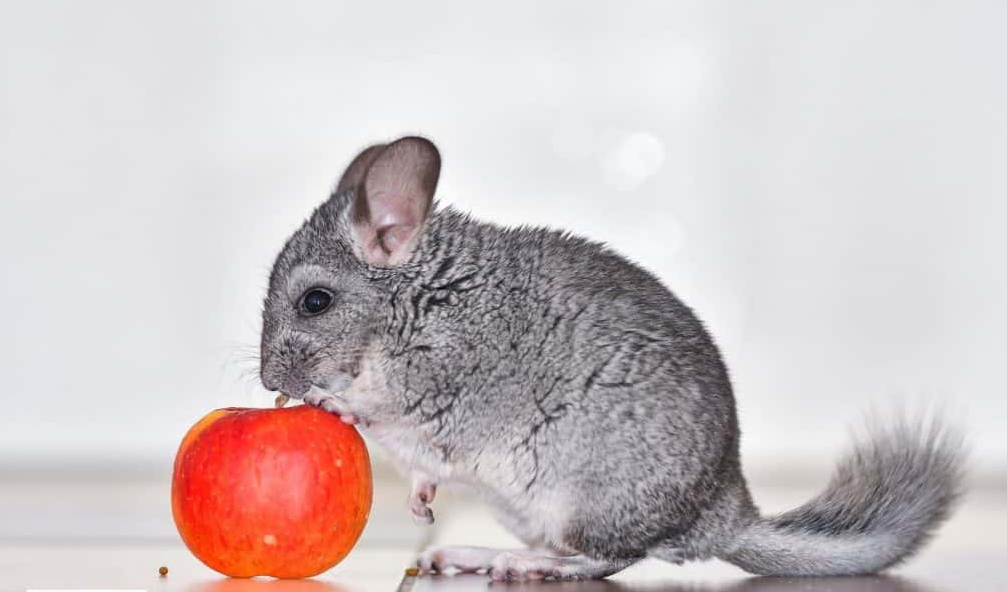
top-left (260, 136), bottom-right (965, 581)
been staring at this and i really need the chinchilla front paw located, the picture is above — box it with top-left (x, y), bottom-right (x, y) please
top-left (409, 474), bottom-right (437, 525)
top-left (302, 386), bottom-right (362, 425)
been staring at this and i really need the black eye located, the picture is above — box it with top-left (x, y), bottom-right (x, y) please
top-left (300, 288), bottom-right (334, 316)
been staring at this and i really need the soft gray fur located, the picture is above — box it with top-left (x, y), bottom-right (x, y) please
top-left (260, 136), bottom-right (966, 580)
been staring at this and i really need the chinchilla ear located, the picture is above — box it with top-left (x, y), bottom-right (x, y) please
top-left (350, 136), bottom-right (440, 266)
top-left (336, 143), bottom-right (387, 193)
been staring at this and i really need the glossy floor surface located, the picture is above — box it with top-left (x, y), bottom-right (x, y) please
top-left (1, 470), bottom-right (1004, 592)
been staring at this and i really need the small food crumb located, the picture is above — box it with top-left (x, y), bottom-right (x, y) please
top-left (404, 567), bottom-right (420, 577)
top-left (158, 566), bottom-right (169, 577)
top-left (275, 394), bottom-right (290, 408)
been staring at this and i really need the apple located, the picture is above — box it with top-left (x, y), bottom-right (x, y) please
top-left (171, 405), bottom-right (372, 578)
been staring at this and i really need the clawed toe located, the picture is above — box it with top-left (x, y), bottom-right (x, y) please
top-left (411, 504), bottom-right (434, 525)
top-left (416, 548), bottom-right (441, 572)
top-left (416, 546), bottom-right (501, 574)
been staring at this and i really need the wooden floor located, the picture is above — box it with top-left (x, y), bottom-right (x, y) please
top-left (1, 469), bottom-right (1003, 592)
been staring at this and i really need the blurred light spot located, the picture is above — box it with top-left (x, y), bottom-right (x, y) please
top-left (263, 534), bottom-right (277, 545)
top-left (602, 132), bottom-right (666, 192)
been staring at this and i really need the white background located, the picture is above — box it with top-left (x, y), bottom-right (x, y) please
top-left (1, 1), bottom-right (1004, 477)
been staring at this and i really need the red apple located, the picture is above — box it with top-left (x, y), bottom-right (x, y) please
top-left (171, 405), bottom-right (372, 578)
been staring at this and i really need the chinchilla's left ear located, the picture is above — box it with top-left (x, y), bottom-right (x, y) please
top-left (336, 143), bottom-right (386, 194)
top-left (348, 136), bottom-right (440, 266)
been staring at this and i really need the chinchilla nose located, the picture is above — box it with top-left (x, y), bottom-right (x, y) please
top-left (260, 353), bottom-right (283, 392)
top-left (260, 333), bottom-right (314, 396)
top-left (261, 356), bottom-right (311, 398)
top-left (261, 370), bottom-right (281, 392)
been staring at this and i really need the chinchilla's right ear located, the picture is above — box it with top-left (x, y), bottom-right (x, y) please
top-left (336, 143), bottom-right (387, 193)
top-left (345, 136), bottom-right (441, 267)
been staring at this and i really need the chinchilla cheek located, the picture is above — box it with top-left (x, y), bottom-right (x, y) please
top-left (328, 374), bottom-right (353, 392)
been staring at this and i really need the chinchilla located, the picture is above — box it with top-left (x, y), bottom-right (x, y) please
top-left (260, 136), bottom-right (966, 581)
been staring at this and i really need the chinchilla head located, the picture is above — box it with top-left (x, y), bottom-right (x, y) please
top-left (260, 136), bottom-right (441, 398)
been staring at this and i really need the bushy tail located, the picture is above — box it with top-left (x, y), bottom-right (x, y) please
top-left (721, 414), bottom-right (967, 576)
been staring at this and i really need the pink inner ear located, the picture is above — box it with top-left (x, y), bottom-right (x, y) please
top-left (350, 136), bottom-right (440, 265)
top-left (377, 223), bottom-right (418, 254)
top-left (357, 223), bottom-right (418, 264)
top-left (368, 191), bottom-right (423, 229)
top-left (352, 191), bottom-right (424, 265)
